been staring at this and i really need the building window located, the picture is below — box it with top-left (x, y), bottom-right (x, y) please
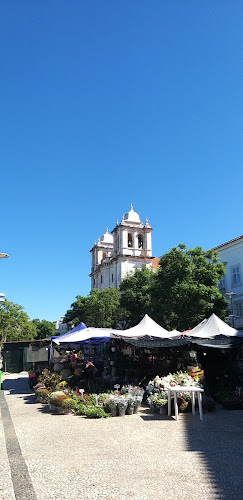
top-left (102, 252), bottom-right (107, 260)
top-left (234, 301), bottom-right (243, 317)
top-left (219, 277), bottom-right (225, 290)
top-left (112, 273), bottom-right (113, 282)
top-left (138, 234), bottom-right (143, 249)
top-left (231, 265), bottom-right (241, 287)
top-left (128, 233), bottom-right (133, 247)
top-left (101, 275), bottom-right (103, 284)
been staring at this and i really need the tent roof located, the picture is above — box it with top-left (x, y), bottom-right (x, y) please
top-left (187, 313), bottom-right (243, 339)
top-left (52, 326), bottom-right (118, 345)
top-left (111, 314), bottom-right (180, 340)
top-left (51, 322), bottom-right (87, 341)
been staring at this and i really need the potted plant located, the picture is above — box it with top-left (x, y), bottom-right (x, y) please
top-left (117, 397), bottom-right (128, 416)
top-left (48, 391), bottom-right (68, 411)
top-left (60, 398), bottom-right (78, 414)
top-left (35, 388), bottom-right (51, 403)
top-left (107, 397), bottom-right (118, 417)
top-left (126, 396), bottom-right (136, 415)
top-left (133, 395), bottom-right (142, 414)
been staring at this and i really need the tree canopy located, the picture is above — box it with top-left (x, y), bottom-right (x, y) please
top-left (0, 300), bottom-right (36, 343)
top-left (31, 319), bottom-right (56, 340)
top-left (151, 244), bottom-right (228, 330)
top-left (63, 287), bottom-right (121, 328)
top-left (119, 265), bottom-right (154, 327)
top-left (63, 244), bottom-right (228, 332)
top-left (118, 245), bottom-right (228, 331)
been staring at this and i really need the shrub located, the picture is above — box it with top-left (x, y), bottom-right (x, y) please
top-left (49, 391), bottom-right (66, 403)
top-left (85, 407), bottom-right (110, 418)
top-left (35, 388), bottom-right (50, 402)
top-left (81, 394), bottom-right (97, 406)
top-left (51, 394), bottom-right (69, 407)
top-left (61, 398), bottom-right (77, 411)
top-left (38, 369), bottom-right (62, 391)
top-left (75, 405), bottom-right (88, 416)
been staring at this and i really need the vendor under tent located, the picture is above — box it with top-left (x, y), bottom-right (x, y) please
top-left (111, 314), bottom-right (180, 340)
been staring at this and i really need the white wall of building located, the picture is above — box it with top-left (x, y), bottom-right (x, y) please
top-left (216, 237), bottom-right (243, 329)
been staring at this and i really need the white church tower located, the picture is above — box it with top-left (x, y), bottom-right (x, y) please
top-left (90, 204), bottom-right (153, 290)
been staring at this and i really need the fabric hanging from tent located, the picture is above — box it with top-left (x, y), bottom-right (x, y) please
top-left (191, 337), bottom-right (243, 349)
top-left (122, 338), bottom-right (190, 348)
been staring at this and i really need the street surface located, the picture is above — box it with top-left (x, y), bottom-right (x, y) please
top-left (1, 373), bottom-right (243, 500)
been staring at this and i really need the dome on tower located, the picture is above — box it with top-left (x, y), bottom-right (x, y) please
top-left (124, 204), bottom-right (141, 223)
top-left (100, 227), bottom-right (113, 244)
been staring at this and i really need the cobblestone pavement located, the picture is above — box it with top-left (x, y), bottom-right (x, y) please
top-left (1, 373), bottom-right (243, 500)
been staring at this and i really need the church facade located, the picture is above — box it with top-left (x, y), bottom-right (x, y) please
top-left (90, 205), bottom-right (155, 291)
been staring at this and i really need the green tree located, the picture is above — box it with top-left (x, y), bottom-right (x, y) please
top-left (0, 300), bottom-right (36, 343)
top-left (151, 244), bottom-right (228, 331)
top-left (31, 319), bottom-right (56, 340)
top-left (63, 287), bottom-right (121, 328)
top-left (63, 295), bottom-right (89, 327)
top-left (119, 265), bottom-right (155, 327)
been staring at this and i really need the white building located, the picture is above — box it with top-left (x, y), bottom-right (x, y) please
top-left (213, 235), bottom-right (243, 329)
top-left (90, 205), bottom-right (156, 291)
top-left (52, 316), bottom-right (68, 335)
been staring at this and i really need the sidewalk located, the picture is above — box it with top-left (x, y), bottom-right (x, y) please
top-left (1, 373), bottom-right (243, 499)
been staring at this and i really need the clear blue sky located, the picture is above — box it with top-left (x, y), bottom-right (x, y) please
top-left (0, 1), bottom-right (242, 322)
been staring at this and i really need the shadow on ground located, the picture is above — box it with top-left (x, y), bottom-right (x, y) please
top-left (2, 377), bottom-right (32, 395)
top-left (184, 409), bottom-right (243, 500)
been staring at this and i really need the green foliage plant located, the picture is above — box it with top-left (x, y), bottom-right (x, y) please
top-left (75, 404), bottom-right (88, 416)
top-left (60, 398), bottom-right (78, 411)
top-left (38, 369), bottom-right (62, 390)
top-left (35, 388), bottom-right (50, 402)
top-left (84, 407), bottom-right (110, 418)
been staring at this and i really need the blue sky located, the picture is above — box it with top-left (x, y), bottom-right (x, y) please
top-left (0, 1), bottom-right (242, 322)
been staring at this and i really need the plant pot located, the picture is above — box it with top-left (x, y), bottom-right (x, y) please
top-left (48, 403), bottom-right (57, 411)
top-left (159, 405), bottom-right (167, 416)
top-left (36, 396), bottom-right (43, 403)
top-left (133, 406), bottom-right (139, 414)
top-left (118, 407), bottom-right (126, 416)
top-left (150, 403), bottom-right (155, 412)
top-left (110, 408), bottom-right (117, 417)
top-left (127, 406), bottom-right (134, 415)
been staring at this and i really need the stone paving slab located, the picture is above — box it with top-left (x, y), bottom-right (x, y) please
top-left (1, 373), bottom-right (243, 499)
top-left (0, 417), bottom-right (15, 500)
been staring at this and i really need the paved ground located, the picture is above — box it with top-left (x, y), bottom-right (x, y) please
top-left (0, 373), bottom-right (243, 500)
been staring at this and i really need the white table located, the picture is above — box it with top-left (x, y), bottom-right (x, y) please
top-left (167, 385), bottom-right (204, 420)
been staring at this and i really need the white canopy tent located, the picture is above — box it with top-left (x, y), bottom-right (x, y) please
top-left (111, 314), bottom-right (180, 340)
top-left (186, 313), bottom-right (243, 339)
top-left (52, 326), bottom-right (119, 345)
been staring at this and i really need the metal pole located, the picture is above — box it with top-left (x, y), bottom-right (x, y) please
top-left (231, 295), bottom-right (234, 328)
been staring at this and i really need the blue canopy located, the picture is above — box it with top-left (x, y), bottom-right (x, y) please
top-left (51, 322), bottom-right (87, 341)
